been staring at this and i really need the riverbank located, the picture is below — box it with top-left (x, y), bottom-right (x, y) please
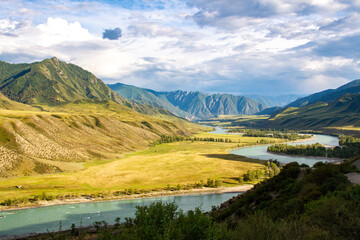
top-left (0, 185), bottom-right (253, 212)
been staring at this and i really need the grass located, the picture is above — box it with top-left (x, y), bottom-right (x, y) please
top-left (325, 125), bottom-right (360, 132)
top-left (0, 133), bottom-right (284, 204)
top-left (0, 101), bottom-right (209, 177)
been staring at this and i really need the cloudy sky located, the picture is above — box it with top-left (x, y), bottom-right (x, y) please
top-left (1, 0), bottom-right (360, 95)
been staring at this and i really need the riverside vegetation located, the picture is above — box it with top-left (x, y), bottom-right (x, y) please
top-left (29, 159), bottom-right (360, 240)
top-left (268, 136), bottom-right (360, 158)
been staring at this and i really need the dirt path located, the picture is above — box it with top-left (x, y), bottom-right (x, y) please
top-left (346, 159), bottom-right (360, 184)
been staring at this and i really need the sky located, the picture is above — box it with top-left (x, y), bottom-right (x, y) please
top-left (0, 0), bottom-right (360, 95)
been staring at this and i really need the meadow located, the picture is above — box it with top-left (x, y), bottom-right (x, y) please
top-left (0, 132), bottom-right (286, 206)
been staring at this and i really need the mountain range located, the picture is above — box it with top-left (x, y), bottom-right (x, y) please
top-left (108, 83), bottom-right (301, 120)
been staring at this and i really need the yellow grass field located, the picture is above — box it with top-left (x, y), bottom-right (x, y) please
top-left (0, 133), bottom-right (285, 203)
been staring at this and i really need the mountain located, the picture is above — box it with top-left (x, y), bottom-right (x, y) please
top-left (108, 83), bottom-right (266, 120)
top-left (0, 58), bottom-right (206, 177)
top-left (108, 83), bottom-right (191, 119)
top-left (0, 57), bottom-right (128, 106)
top-left (268, 80), bottom-right (360, 132)
top-left (166, 91), bottom-right (265, 119)
top-left (245, 94), bottom-right (303, 107)
top-left (287, 79), bottom-right (360, 107)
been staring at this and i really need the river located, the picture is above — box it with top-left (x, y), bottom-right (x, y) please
top-left (0, 193), bottom-right (238, 238)
top-left (209, 127), bottom-right (339, 166)
top-left (0, 127), bottom-right (340, 238)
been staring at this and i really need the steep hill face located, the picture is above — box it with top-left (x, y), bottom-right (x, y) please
top-left (0, 58), bottom-right (128, 105)
top-left (268, 92), bottom-right (360, 131)
top-left (287, 79), bottom-right (360, 107)
top-left (265, 79), bottom-right (360, 133)
top-left (0, 92), bottom-right (37, 111)
top-left (109, 84), bottom-right (266, 120)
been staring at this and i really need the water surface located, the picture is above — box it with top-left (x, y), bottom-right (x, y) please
top-left (230, 134), bottom-right (339, 166)
top-left (0, 193), bottom-right (238, 238)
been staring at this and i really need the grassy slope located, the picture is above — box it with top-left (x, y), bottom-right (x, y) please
top-left (0, 133), bottom-right (286, 202)
top-left (0, 58), bottom-right (127, 106)
top-left (0, 100), bottom-right (206, 178)
top-left (268, 93), bottom-right (360, 134)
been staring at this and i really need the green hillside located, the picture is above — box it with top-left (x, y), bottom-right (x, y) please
top-left (0, 58), bottom-right (128, 106)
top-left (268, 93), bottom-right (360, 133)
top-left (0, 58), bottom-right (207, 177)
top-left (0, 92), bottom-right (37, 111)
top-left (287, 79), bottom-right (360, 107)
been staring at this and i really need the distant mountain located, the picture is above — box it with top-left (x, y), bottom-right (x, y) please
top-left (287, 79), bottom-right (360, 107)
top-left (268, 80), bottom-right (360, 131)
top-left (167, 91), bottom-right (265, 119)
top-left (108, 83), bottom-right (191, 119)
top-left (108, 83), bottom-right (266, 119)
top-left (245, 94), bottom-right (303, 107)
top-left (0, 57), bottom-right (128, 106)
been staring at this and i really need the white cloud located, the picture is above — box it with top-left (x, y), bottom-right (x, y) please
top-left (0, 0), bottom-right (359, 95)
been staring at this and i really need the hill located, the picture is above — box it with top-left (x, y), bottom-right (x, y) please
top-left (268, 92), bottom-right (360, 134)
top-left (0, 91), bottom-right (37, 111)
top-left (287, 79), bottom-right (360, 107)
top-left (0, 58), bottom-right (128, 106)
top-left (109, 83), bottom-right (267, 119)
top-left (0, 58), bottom-right (207, 177)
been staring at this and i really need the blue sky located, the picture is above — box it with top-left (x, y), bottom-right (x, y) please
top-left (0, 0), bottom-right (360, 95)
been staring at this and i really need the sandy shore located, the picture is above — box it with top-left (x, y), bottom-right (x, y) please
top-left (0, 185), bottom-right (253, 212)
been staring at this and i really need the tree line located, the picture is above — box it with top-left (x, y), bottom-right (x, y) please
top-left (267, 136), bottom-right (360, 158)
top-left (227, 129), bottom-right (312, 141)
top-left (151, 135), bottom-right (234, 146)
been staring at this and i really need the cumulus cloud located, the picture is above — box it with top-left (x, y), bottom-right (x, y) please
top-left (102, 27), bottom-right (122, 40)
top-left (0, 0), bottom-right (360, 95)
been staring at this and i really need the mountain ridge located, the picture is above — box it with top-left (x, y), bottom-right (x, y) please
top-left (267, 79), bottom-right (360, 132)
top-left (108, 83), bottom-right (300, 120)
top-left (0, 57), bottom-right (128, 106)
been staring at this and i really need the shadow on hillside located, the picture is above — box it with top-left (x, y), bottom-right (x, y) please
top-left (202, 154), bottom-right (265, 164)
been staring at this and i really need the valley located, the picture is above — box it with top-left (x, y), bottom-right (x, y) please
top-left (0, 58), bottom-right (360, 239)
top-left (0, 130), bottom-right (286, 208)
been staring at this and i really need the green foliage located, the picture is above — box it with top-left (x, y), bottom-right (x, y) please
top-left (233, 129), bottom-right (312, 141)
top-left (113, 201), bottom-right (222, 240)
top-left (151, 135), bottom-right (234, 146)
top-left (268, 136), bottom-right (360, 158)
top-left (0, 58), bottom-right (127, 105)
